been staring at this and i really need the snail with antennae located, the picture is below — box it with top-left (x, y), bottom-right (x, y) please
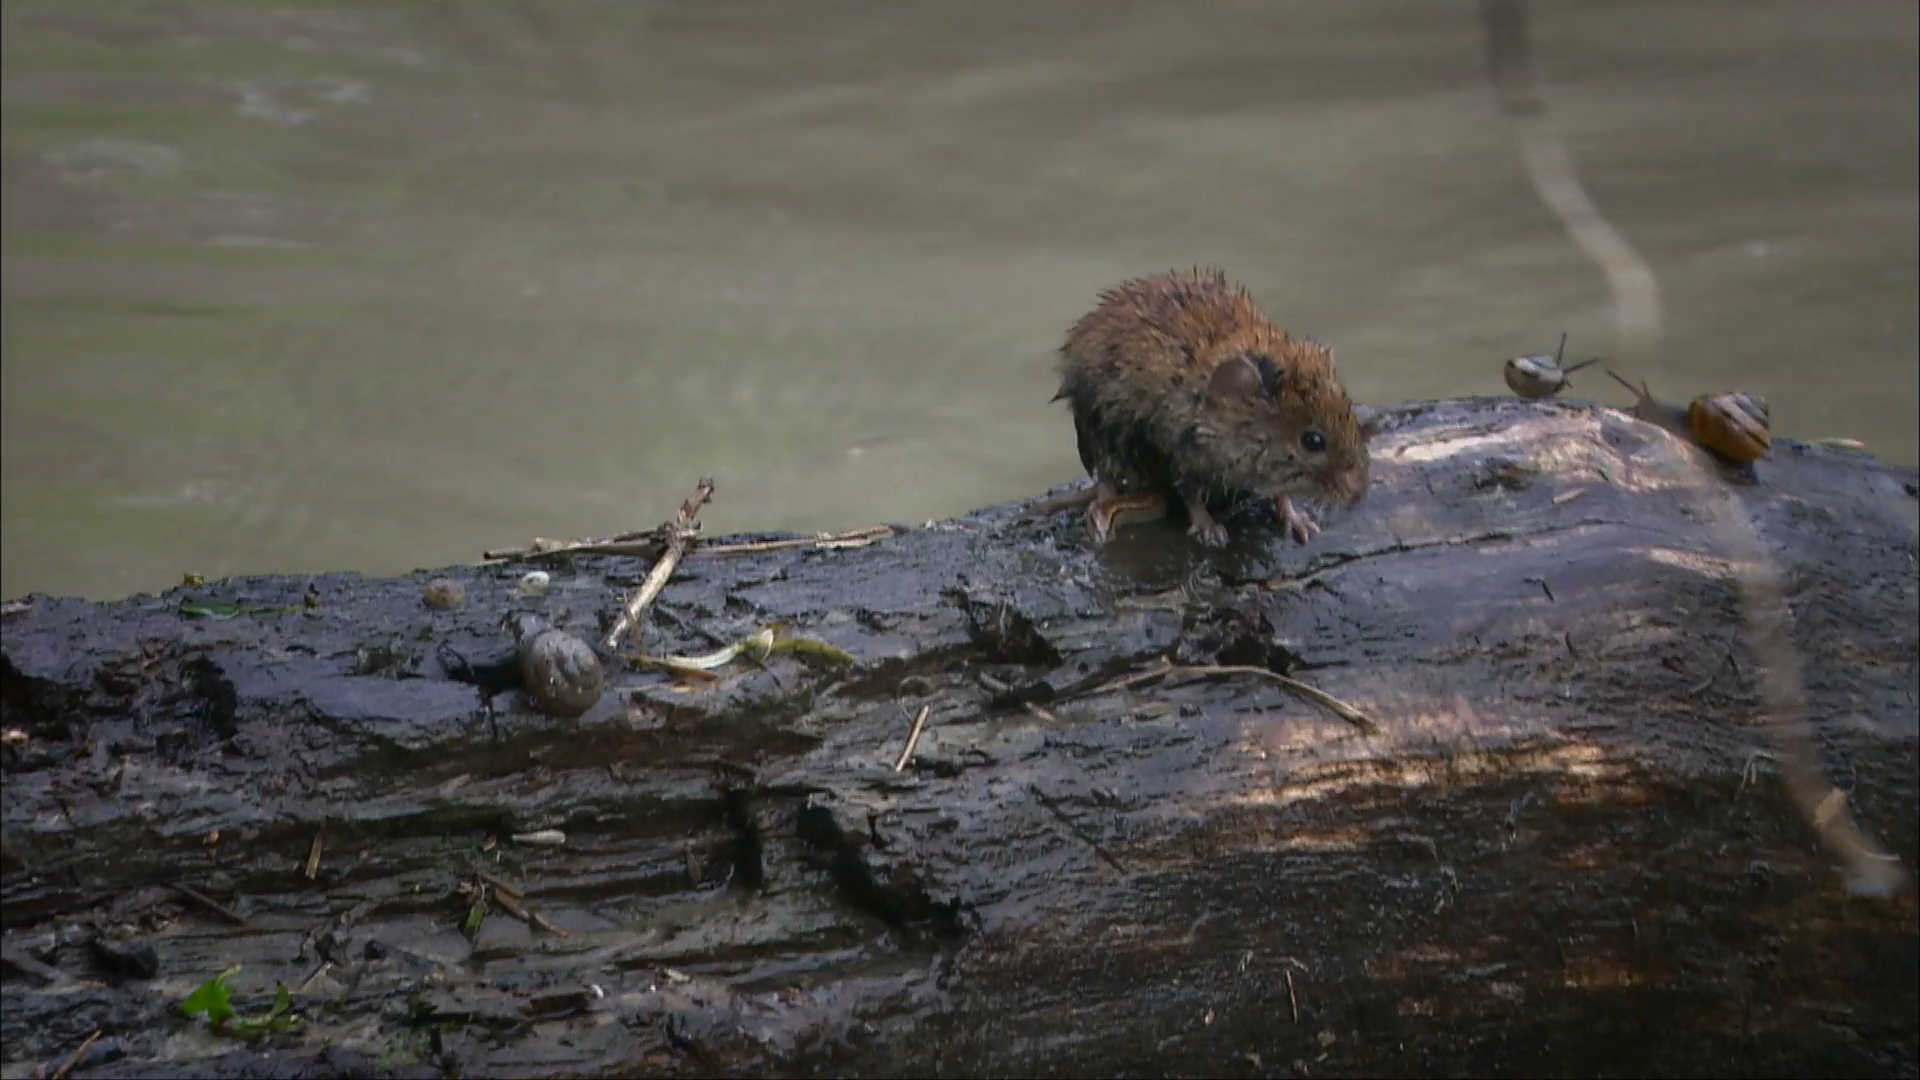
top-left (1504, 332), bottom-right (1599, 399)
top-left (1605, 370), bottom-right (1772, 467)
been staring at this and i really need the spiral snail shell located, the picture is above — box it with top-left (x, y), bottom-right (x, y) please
top-left (1503, 332), bottom-right (1598, 400)
top-left (1689, 392), bottom-right (1771, 463)
top-left (1606, 370), bottom-right (1771, 465)
top-left (507, 613), bottom-right (606, 717)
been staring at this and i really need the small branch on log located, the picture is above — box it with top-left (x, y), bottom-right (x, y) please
top-left (484, 525), bottom-right (892, 564)
top-left (303, 830), bottom-right (323, 881)
top-left (483, 528), bottom-right (667, 562)
top-left (698, 526), bottom-right (895, 557)
top-left (1184, 666), bottom-right (1378, 735)
top-left (603, 479), bottom-right (714, 654)
top-left (977, 672), bottom-right (1059, 722)
top-left (50, 1030), bottom-right (100, 1080)
top-left (1029, 784), bottom-right (1128, 873)
top-left (1070, 662), bottom-right (1378, 735)
top-left (487, 881), bottom-right (570, 938)
top-left (171, 882), bottom-right (247, 925)
top-left (894, 705), bottom-right (931, 772)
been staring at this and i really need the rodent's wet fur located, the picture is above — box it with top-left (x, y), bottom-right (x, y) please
top-left (1054, 268), bottom-right (1372, 544)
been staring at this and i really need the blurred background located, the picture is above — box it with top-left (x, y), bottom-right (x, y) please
top-left (3, 0), bottom-right (1915, 602)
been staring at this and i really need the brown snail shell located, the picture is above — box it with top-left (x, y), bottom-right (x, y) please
top-left (421, 577), bottom-right (466, 610)
top-left (509, 614), bottom-right (605, 717)
top-left (1606, 370), bottom-right (1772, 465)
top-left (1688, 393), bottom-right (1770, 463)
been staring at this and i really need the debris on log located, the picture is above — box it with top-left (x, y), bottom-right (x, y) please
top-left (2, 398), bottom-right (1915, 1079)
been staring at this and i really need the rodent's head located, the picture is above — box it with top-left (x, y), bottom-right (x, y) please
top-left (1202, 334), bottom-right (1373, 506)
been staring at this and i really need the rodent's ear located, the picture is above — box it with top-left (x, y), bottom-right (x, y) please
top-left (1208, 353), bottom-right (1282, 406)
top-left (1355, 404), bottom-right (1384, 441)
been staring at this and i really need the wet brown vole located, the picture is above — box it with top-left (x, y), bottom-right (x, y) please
top-left (1053, 268), bottom-right (1374, 546)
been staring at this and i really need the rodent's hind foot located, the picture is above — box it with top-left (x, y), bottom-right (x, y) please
top-left (1188, 520), bottom-right (1231, 548)
top-left (1276, 496), bottom-right (1321, 545)
top-left (1181, 492), bottom-right (1230, 548)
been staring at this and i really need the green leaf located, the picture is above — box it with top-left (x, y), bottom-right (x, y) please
top-left (180, 966), bottom-right (241, 1023)
top-left (769, 634), bottom-right (855, 668)
top-left (180, 602), bottom-right (244, 621)
top-left (182, 969), bottom-right (303, 1039)
top-left (180, 602), bottom-right (302, 620)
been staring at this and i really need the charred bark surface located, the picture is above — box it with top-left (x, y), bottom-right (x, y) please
top-left (3, 399), bottom-right (1916, 1079)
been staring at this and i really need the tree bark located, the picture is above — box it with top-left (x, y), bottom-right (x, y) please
top-left (3, 398), bottom-right (1916, 1079)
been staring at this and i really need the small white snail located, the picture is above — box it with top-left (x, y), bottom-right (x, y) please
top-left (1503, 332), bottom-right (1599, 400)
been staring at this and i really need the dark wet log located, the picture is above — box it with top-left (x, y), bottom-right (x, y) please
top-left (3, 398), bottom-right (1916, 1080)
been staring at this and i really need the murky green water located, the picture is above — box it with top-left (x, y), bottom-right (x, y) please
top-left (4, 1), bottom-right (1915, 601)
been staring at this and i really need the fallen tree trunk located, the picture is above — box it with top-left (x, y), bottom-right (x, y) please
top-left (3, 397), bottom-right (1916, 1079)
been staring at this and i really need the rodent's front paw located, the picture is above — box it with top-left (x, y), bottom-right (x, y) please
top-left (1188, 521), bottom-right (1231, 548)
top-left (1276, 496), bottom-right (1321, 545)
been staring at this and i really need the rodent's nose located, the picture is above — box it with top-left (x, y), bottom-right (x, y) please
top-left (1332, 462), bottom-right (1371, 505)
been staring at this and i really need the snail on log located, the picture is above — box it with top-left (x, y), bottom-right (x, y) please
top-left (508, 614), bottom-right (606, 717)
top-left (1606, 370), bottom-right (1771, 467)
top-left (1504, 332), bottom-right (1599, 399)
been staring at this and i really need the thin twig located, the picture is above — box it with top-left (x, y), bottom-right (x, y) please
top-left (1029, 784), bottom-right (1128, 873)
top-left (603, 479), bottom-right (714, 653)
top-left (1285, 969), bottom-right (1300, 1024)
top-left (1068, 662), bottom-right (1377, 734)
top-left (893, 705), bottom-right (931, 772)
top-left (976, 672), bottom-right (1060, 722)
top-left (1687, 650), bottom-right (1737, 696)
top-left (1064, 659), bottom-right (1178, 700)
top-left (482, 531), bottom-right (666, 562)
top-left (51, 1029), bottom-right (100, 1080)
top-left (478, 870), bottom-right (525, 903)
top-left (171, 882), bottom-right (246, 925)
top-left (304, 830), bottom-right (323, 881)
top-left (1180, 665), bottom-right (1378, 734)
top-left (698, 526), bottom-right (895, 557)
top-left (296, 961), bottom-right (332, 993)
top-left (484, 524), bottom-right (893, 564)
top-left (489, 886), bottom-right (570, 938)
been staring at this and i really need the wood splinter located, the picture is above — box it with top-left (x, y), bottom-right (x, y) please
top-left (51, 1030), bottom-right (101, 1080)
top-left (894, 705), bottom-right (931, 772)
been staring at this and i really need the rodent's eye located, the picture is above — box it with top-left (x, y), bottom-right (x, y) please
top-left (1301, 431), bottom-right (1327, 453)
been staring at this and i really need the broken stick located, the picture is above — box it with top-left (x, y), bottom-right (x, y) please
top-left (603, 479), bottom-right (714, 653)
top-left (893, 705), bottom-right (931, 772)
